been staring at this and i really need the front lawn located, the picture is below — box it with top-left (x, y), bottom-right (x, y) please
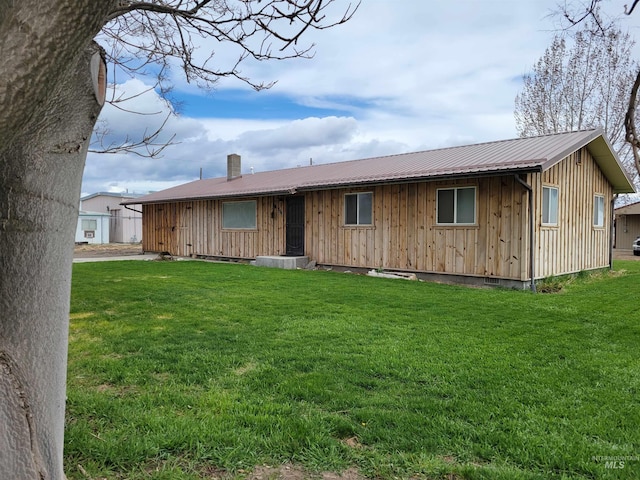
top-left (65, 260), bottom-right (640, 479)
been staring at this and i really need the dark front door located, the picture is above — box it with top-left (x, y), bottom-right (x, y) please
top-left (286, 196), bottom-right (305, 256)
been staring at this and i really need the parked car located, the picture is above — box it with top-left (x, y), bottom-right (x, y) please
top-left (634, 237), bottom-right (640, 256)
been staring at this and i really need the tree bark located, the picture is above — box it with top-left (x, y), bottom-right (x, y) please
top-left (0, 44), bottom-right (106, 479)
top-left (0, 1), bottom-right (353, 476)
top-left (0, 2), bottom-right (114, 478)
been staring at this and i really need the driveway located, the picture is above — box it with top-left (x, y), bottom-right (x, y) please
top-left (73, 243), bottom-right (157, 263)
top-left (613, 249), bottom-right (639, 261)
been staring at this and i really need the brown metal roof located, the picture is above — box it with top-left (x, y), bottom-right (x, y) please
top-left (125, 128), bottom-right (635, 205)
top-left (615, 200), bottom-right (640, 215)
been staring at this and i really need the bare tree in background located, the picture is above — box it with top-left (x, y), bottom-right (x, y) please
top-left (561, 0), bottom-right (640, 178)
top-left (0, 1), bottom-right (357, 478)
top-left (515, 18), bottom-right (638, 183)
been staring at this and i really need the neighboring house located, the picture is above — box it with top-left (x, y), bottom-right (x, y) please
top-left (614, 201), bottom-right (640, 249)
top-left (124, 129), bottom-right (635, 289)
top-left (75, 211), bottom-right (110, 244)
top-left (80, 192), bottom-right (143, 243)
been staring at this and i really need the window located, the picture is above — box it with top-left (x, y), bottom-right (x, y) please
top-left (345, 192), bottom-right (373, 225)
top-left (436, 187), bottom-right (476, 225)
top-left (542, 186), bottom-right (558, 225)
top-left (81, 219), bottom-right (97, 230)
top-left (594, 195), bottom-right (605, 227)
top-left (222, 200), bottom-right (256, 229)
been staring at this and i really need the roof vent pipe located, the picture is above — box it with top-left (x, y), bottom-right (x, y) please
top-left (227, 154), bottom-right (241, 181)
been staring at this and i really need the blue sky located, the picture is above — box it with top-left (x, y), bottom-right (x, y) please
top-left (82, 0), bottom-right (640, 196)
top-left (175, 90), bottom-right (364, 120)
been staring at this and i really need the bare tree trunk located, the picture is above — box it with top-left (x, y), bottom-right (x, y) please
top-left (0, 43), bottom-right (106, 478)
top-left (0, 3), bottom-right (112, 477)
top-left (1, 1), bottom-right (354, 476)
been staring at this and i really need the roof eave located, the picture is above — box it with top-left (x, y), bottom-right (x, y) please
top-left (152, 163), bottom-right (629, 198)
top-left (124, 189), bottom-right (300, 205)
top-left (587, 135), bottom-right (636, 194)
top-left (539, 129), bottom-right (635, 194)
top-left (131, 167), bottom-right (544, 204)
top-left (295, 166), bottom-right (544, 192)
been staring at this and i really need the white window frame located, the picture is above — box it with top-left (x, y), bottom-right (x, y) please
top-left (594, 194), bottom-right (605, 227)
top-left (81, 219), bottom-right (97, 231)
top-left (344, 192), bottom-right (373, 226)
top-left (436, 186), bottom-right (477, 225)
top-left (222, 200), bottom-right (257, 229)
top-left (542, 186), bottom-right (559, 226)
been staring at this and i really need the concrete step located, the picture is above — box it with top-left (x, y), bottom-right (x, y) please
top-left (253, 256), bottom-right (309, 270)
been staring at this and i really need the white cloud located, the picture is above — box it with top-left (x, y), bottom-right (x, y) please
top-left (84, 0), bottom-right (640, 195)
top-left (238, 116), bottom-right (358, 153)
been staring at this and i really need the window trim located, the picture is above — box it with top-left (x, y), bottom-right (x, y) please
top-left (593, 194), bottom-right (605, 228)
top-left (81, 219), bottom-right (98, 231)
top-left (541, 185), bottom-right (559, 226)
top-left (344, 192), bottom-right (373, 226)
top-left (436, 186), bottom-right (477, 226)
top-left (222, 200), bottom-right (257, 230)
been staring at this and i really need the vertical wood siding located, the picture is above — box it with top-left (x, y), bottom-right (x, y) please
top-left (531, 147), bottom-right (613, 278)
top-left (141, 150), bottom-right (612, 281)
top-left (143, 178), bottom-right (527, 279)
top-left (142, 197), bottom-right (286, 258)
top-left (304, 177), bottom-right (526, 279)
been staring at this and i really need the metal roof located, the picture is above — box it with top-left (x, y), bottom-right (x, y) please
top-left (78, 210), bottom-right (111, 217)
top-left (615, 200), bottom-right (640, 215)
top-left (82, 191), bottom-right (143, 201)
top-left (125, 128), bottom-right (635, 205)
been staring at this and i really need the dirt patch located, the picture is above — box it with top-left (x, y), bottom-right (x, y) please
top-left (73, 243), bottom-right (143, 258)
top-left (194, 464), bottom-right (368, 480)
top-left (241, 465), bottom-right (366, 480)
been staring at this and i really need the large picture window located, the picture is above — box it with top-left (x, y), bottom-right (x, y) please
top-left (593, 195), bottom-right (605, 227)
top-left (345, 192), bottom-right (373, 225)
top-left (222, 200), bottom-right (257, 229)
top-left (542, 186), bottom-right (559, 225)
top-left (436, 187), bottom-right (476, 225)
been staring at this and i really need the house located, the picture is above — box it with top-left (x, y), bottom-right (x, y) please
top-left (75, 210), bottom-right (110, 244)
top-left (614, 200), bottom-right (640, 249)
top-left (80, 192), bottom-right (143, 243)
top-left (123, 129), bottom-right (635, 289)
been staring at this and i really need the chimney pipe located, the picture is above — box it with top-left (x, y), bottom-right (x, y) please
top-left (227, 153), bottom-right (241, 181)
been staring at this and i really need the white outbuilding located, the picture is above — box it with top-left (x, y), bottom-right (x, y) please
top-left (75, 210), bottom-right (110, 244)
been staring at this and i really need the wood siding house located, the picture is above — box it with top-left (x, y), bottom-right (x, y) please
top-left (614, 201), bottom-right (640, 249)
top-left (124, 129), bottom-right (634, 289)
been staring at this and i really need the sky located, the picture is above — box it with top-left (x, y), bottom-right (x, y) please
top-left (82, 0), bottom-right (640, 197)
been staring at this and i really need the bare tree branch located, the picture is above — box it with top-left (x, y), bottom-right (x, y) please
top-left (101, 0), bottom-right (360, 90)
top-left (560, 0), bottom-right (640, 182)
top-left (90, 111), bottom-right (178, 158)
top-left (91, 0), bottom-right (360, 158)
top-left (563, 0), bottom-right (606, 31)
top-left (625, 69), bottom-right (640, 173)
top-left (626, 0), bottom-right (640, 15)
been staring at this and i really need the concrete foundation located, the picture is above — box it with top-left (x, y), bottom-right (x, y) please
top-left (253, 256), bottom-right (310, 270)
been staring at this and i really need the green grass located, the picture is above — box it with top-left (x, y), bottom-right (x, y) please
top-left (65, 260), bottom-right (640, 479)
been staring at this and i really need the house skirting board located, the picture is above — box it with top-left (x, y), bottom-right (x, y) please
top-left (162, 253), bottom-right (609, 290)
top-left (317, 264), bottom-right (530, 290)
